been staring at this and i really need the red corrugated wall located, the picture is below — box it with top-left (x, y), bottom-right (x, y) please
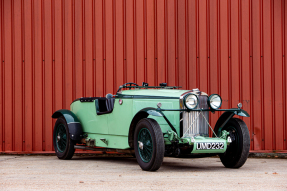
top-left (0, 0), bottom-right (286, 153)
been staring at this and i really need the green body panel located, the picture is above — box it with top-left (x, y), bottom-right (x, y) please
top-left (70, 95), bottom-right (180, 149)
top-left (85, 134), bottom-right (130, 149)
top-left (133, 99), bottom-right (180, 134)
top-left (71, 101), bottom-right (109, 134)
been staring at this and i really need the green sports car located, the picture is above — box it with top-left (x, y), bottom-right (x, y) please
top-left (52, 82), bottom-right (250, 171)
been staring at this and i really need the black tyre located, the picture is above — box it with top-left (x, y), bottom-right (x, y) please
top-left (53, 116), bottom-right (75, 159)
top-left (218, 118), bottom-right (250, 168)
top-left (134, 118), bottom-right (165, 171)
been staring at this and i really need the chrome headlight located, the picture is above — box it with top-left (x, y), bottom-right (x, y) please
top-left (208, 94), bottom-right (222, 109)
top-left (184, 94), bottom-right (198, 109)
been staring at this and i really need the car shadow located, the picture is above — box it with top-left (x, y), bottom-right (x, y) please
top-left (71, 155), bottom-right (226, 172)
top-left (72, 155), bottom-right (139, 165)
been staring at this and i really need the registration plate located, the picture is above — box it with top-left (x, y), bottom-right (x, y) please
top-left (196, 142), bottom-right (224, 150)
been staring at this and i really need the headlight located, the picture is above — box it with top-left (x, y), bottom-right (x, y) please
top-left (184, 94), bottom-right (198, 109)
top-left (208, 94), bottom-right (222, 109)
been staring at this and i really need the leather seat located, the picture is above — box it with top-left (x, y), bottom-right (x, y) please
top-left (106, 98), bottom-right (115, 112)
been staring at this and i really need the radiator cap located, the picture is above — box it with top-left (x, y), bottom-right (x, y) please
top-left (192, 88), bottom-right (200, 94)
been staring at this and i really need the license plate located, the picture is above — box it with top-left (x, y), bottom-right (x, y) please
top-left (196, 142), bottom-right (224, 150)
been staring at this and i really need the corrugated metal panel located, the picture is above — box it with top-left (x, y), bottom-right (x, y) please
top-left (0, 0), bottom-right (286, 153)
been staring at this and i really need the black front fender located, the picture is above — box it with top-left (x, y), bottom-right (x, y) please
top-left (214, 109), bottom-right (249, 136)
top-left (52, 109), bottom-right (83, 141)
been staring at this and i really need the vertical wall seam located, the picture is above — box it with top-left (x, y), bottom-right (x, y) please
top-left (42, 0), bottom-right (45, 150)
top-left (144, 0), bottom-right (147, 82)
top-left (62, 0), bottom-right (65, 110)
top-left (196, 0), bottom-right (199, 88)
top-left (217, 0), bottom-right (220, 95)
top-left (239, 0), bottom-right (242, 106)
top-left (93, 0), bottom-right (95, 96)
top-left (249, 0), bottom-right (254, 149)
top-left (228, 0), bottom-right (231, 109)
top-left (260, 0), bottom-right (265, 149)
top-left (82, 0), bottom-right (85, 97)
top-left (1, 1), bottom-right (6, 151)
top-left (283, 0), bottom-right (287, 149)
top-left (154, 0), bottom-right (157, 86)
top-left (72, 0), bottom-right (75, 100)
top-left (113, 0), bottom-right (115, 93)
top-left (186, 0), bottom-right (189, 89)
top-left (12, 0), bottom-right (15, 151)
top-left (21, 0), bottom-right (25, 151)
top-left (207, 0), bottom-right (210, 94)
top-left (123, 0), bottom-right (127, 84)
top-left (133, 0), bottom-right (136, 82)
top-left (103, 0), bottom-right (106, 95)
top-left (164, 0), bottom-right (167, 83)
top-left (52, 0), bottom-right (55, 151)
top-left (281, 0), bottom-right (286, 150)
top-left (31, 0), bottom-right (35, 151)
top-left (272, 1), bottom-right (276, 150)
top-left (175, 0), bottom-right (178, 86)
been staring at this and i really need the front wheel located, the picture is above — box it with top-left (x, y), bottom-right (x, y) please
top-left (53, 117), bottom-right (75, 159)
top-left (134, 118), bottom-right (165, 171)
top-left (218, 118), bottom-right (250, 168)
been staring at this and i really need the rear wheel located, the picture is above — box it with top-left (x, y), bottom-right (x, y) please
top-left (134, 118), bottom-right (164, 171)
top-left (53, 117), bottom-right (75, 159)
top-left (218, 118), bottom-right (250, 168)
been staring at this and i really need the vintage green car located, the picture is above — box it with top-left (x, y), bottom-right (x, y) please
top-left (52, 82), bottom-right (250, 171)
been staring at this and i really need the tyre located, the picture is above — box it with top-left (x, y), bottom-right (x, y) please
top-left (218, 118), bottom-right (250, 168)
top-left (134, 118), bottom-right (165, 171)
top-left (53, 116), bottom-right (75, 159)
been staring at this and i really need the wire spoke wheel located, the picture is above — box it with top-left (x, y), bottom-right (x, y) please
top-left (138, 128), bottom-right (153, 163)
top-left (56, 124), bottom-right (67, 153)
top-left (218, 118), bottom-right (250, 168)
top-left (53, 116), bottom-right (75, 160)
top-left (134, 118), bottom-right (164, 171)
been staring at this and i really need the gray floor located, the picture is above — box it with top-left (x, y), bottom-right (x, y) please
top-left (0, 155), bottom-right (286, 190)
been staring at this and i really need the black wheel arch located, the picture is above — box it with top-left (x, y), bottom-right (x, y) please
top-left (128, 110), bottom-right (149, 148)
top-left (52, 109), bottom-right (83, 141)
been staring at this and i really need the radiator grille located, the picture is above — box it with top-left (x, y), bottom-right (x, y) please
top-left (182, 95), bottom-right (209, 137)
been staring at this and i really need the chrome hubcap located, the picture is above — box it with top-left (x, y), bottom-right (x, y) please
top-left (57, 134), bottom-right (61, 142)
top-left (138, 141), bottom-right (144, 150)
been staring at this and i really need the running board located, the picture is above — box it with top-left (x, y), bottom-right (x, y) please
top-left (74, 145), bottom-right (134, 154)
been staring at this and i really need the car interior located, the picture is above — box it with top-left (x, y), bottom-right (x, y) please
top-left (95, 94), bottom-right (115, 115)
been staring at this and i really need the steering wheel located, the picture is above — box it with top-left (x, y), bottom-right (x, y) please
top-left (117, 82), bottom-right (139, 92)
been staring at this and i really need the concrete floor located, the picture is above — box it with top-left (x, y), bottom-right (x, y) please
top-left (0, 155), bottom-right (286, 190)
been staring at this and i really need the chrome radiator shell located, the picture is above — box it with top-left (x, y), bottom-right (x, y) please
top-left (182, 94), bottom-right (209, 137)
